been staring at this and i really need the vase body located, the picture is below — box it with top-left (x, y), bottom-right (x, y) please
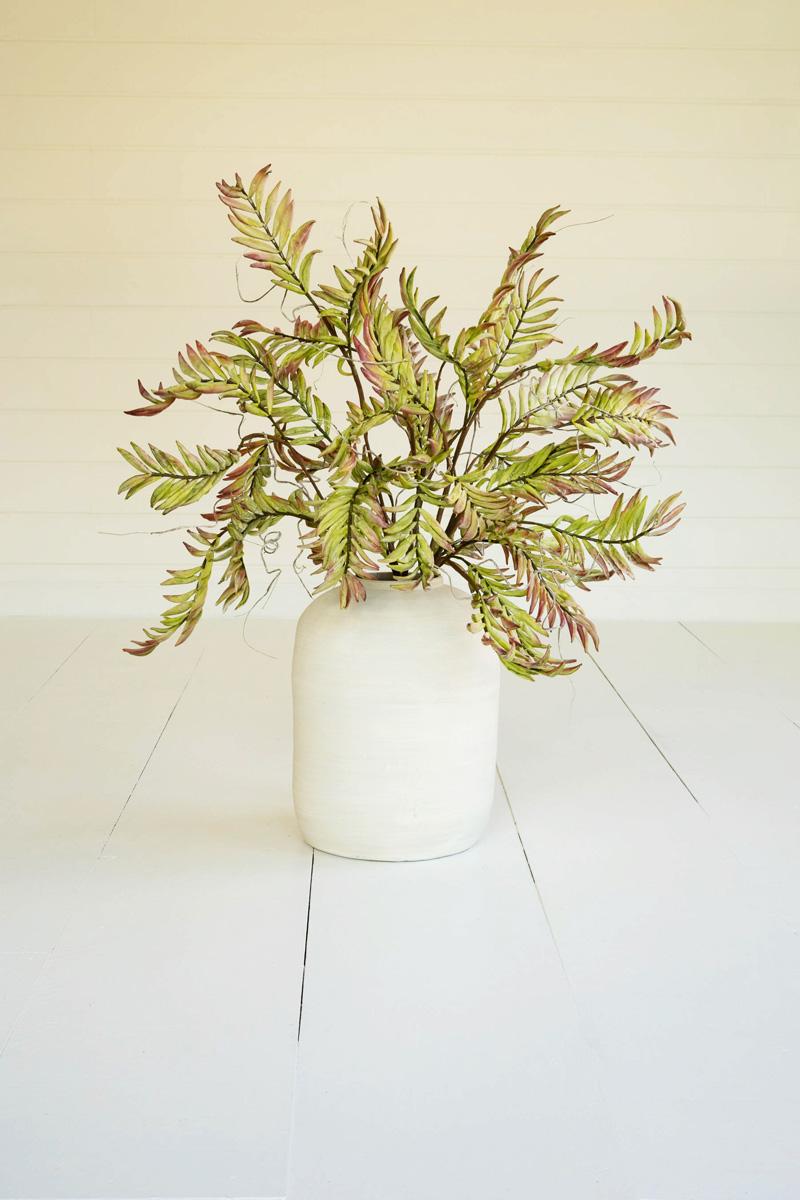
top-left (291, 579), bottom-right (500, 861)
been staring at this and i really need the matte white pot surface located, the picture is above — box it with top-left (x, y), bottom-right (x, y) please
top-left (291, 579), bottom-right (500, 862)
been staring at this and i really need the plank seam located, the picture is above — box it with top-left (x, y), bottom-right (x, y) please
top-left (22, 626), bottom-right (94, 706)
top-left (679, 621), bottom-right (800, 736)
top-left (6, 93), bottom-right (800, 108)
top-left (296, 849), bottom-right (315, 1043)
top-left (2, 38), bottom-right (800, 50)
top-left (496, 764), bottom-right (572, 977)
top-left (677, 620), bottom-right (723, 659)
top-left (97, 648), bottom-right (204, 857)
top-left (588, 651), bottom-right (709, 813)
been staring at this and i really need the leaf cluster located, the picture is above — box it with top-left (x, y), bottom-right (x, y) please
top-left (119, 164), bottom-right (691, 677)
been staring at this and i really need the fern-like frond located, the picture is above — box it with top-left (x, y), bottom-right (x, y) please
top-left (323, 376), bottom-right (441, 475)
top-left (213, 486), bottom-right (314, 611)
top-left (222, 484), bottom-right (313, 540)
top-left (447, 478), bottom-right (513, 540)
top-left (470, 269), bottom-right (562, 392)
top-left (124, 527), bottom-right (222, 655)
top-left (382, 490), bottom-right (434, 583)
top-left (495, 532), bottom-right (599, 650)
top-left (229, 316), bottom-right (342, 371)
top-left (482, 364), bottom-right (675, 463)
top-left (259, 372), bottom-right (334, 447)
top-left (316, 200), bottom-right (396, 340)
top-left (130, 332), bottom-right (334, 450)
top-left (208, 328), bottom-right (334, 445)
top-left (322, 395), bottom-right (406, 473)
top-left (382, 479), bottom-right (452, 584)
top-left (527, 571), bottom-right (598, 651)
top-left (216, 537), bottom-right (250, 613)
top-left (217, 435), bottom-right (273, 504)
top-left (504, 206), bottom-right (570, 284)
top-left (623, 296), bottom-right (691, 364)
top-left (125, 342), bottom-right (258, 418)
top-left (472, 293), bottom-right (688, 420)
top-left (310, 469), bottom-right (388, 605)
top-left (117, 442), bottom-right (239, 513)
top-left (489, 444), bottom-right (630, 507)
top-left (568, 380), bottom-right (676, 451)
top-left (462, 206), bottom-right (567, 383)
top-left (399, 267), bottom-right (472, 395)
top-left (457, 561), bottom-right (578, 680)
top-left (217, 165), bottom-right (319, 298)
top-left (398, 267), bottom-right (451, 360)
top-left (355, 279), bottom-right (419, 400)
top-left (569, 295), bottom-right (691, 370)
top-left (483, 361), bottom-right (608, 455)
top-left (523, 490), bottom-right (685, 579)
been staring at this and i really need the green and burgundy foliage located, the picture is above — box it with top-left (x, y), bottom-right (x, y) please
top-left (118, 164), bottom-right (690, 679)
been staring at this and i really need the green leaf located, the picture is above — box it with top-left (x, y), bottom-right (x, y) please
top-left (125, 341), bottom-right (257, 418)
top-left (309, 471), bottom-right (388, 606)
top-left (382, 481), bottom-right (452, 584)
top-left (521, 490), bottom-right (686, 580)
top-left (217, 165), bottom-right (320, 299)
top-left (399, 267), bottom-right (470, 396)
top-left (117, 442), bottom-right (239, 513)
top-left (489, 444), bottom-right (630, 506)
top-left (124, 527), bottom-right (222, 655)
top-left (459, 561), bottom-right (579, 680)
top-left (315, 200), bottom-right (397, 341)
top-left (468, 268), bottom-right (562, 393)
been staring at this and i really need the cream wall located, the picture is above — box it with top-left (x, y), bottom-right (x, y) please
top-left (1, 0), bottom-right (798, 622)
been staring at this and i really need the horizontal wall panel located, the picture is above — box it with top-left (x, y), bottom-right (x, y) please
top-left (624, 467), bottom-right (799, 518)
top-left (0, 357), bottom-right (355, 416)
top-left (664, 519), bottom-right (800, 569)
top-left (2, 411), bottom-right (797, 466)
top-left (0, 306), bottom-right (792, 364)
top-left (0, 410), bottom-right (243, 462)
top-left (1, 567), bottom-right (798, 624)
top-left (1, 199), bottom-right (797, 263)
top-left (2, 0), bottom-right (798, 48)
top-left (0, 359), bottom-right (791, 418)
top-left (2, 97), bottom-right (797, 157)
top-left (2, 252), bottom-right (796, 314)
top-left (2, 45), bottom-right (799, 103)
top-left (5, 564), bottom-right (795, 594)
top-left (2, 150), bottom-right (797, 213)
top-left (0, 513), bottom-right (796, 570)
top-left (0, 463), bottom-right (794, 521)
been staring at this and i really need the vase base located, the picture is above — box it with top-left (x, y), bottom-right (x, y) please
top-left (298, 828), bottom-right (486, 864)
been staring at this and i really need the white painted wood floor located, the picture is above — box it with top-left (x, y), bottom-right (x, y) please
top-left (1, 618), bottom-right (798, 1200)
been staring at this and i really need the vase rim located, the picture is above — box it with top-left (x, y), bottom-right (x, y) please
top-left (363, 571), bottom-right (444, 586)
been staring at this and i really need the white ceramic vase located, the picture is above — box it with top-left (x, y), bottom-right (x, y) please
top-left (291, 577), bottom-right (500, 861)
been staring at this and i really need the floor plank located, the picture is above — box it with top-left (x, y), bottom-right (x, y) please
top-left (684, 620), bottom-right (800, 727)
top-left (0, 622), bottom-right (202, 954)
top-left (287, 782), bottom-right (628, 1200)
top-left (498, 654), bottom-right (800, 1199)
top-left (0, 952), bottom-right (45, 1053)
top-left (0, 616), bottom-right (94, 716)
top-left (0, 621), bottom-right (312, 1200)
top-left (595, 621), bottom-right (800, 923)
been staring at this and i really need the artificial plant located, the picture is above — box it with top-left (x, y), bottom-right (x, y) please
top-left (119, 164), bottom-right (690, 678)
